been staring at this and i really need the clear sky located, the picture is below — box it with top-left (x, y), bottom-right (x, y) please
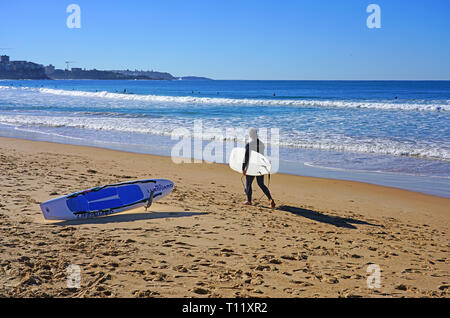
top-left (1, 0), bottom-right (449, 80)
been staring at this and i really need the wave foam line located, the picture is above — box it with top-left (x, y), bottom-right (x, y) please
top-left (1, 85), bottom-right (449, 111)
top-left (303, 162), bottom-right (450, 179)
top-left (0, 114), bottom-right (449, 160)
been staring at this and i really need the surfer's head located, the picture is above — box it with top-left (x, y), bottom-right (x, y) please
top-left (249, 127), bottom-right (258, 141)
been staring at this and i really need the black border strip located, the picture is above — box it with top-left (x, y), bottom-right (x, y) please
top-left (0, 298), bottom-right (443, 314)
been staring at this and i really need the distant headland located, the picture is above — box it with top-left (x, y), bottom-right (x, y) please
top-left (0, 55), bottom-right (212, 81)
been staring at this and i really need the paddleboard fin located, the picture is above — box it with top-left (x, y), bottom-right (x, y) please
top-left (145, 189), bottom-right (155, 211)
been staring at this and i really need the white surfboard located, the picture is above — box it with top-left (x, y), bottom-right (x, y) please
top-left (40, 179), bottom-right (174, 220)
top-left (229, 147), bottom-right (271, 176)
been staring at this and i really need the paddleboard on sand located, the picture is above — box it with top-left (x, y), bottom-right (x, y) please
top-left (40, 179), bottom-right (174, 220)
top-left (229, 147), bottom-right (271, 176)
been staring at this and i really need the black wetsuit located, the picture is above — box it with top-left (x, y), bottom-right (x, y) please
top-left (242, 139), bottom-right (272, 202)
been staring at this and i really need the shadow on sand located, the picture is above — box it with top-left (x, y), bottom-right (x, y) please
top-left (53, 211), bottom-right (208, 226)
top-left (278, 205), bottom-right (380, 229)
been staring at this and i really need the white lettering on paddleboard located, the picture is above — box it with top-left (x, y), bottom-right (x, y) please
top-left (75, 209), bottom-right (118, 219)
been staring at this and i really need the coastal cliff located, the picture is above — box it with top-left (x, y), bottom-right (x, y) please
top-left (0, 56), bottom-right (48, 80)
top-left (0, 55), bottom-right (211, 81)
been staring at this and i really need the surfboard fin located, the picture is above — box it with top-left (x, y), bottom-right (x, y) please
top-left (145, 189), bottom-right (155, 212)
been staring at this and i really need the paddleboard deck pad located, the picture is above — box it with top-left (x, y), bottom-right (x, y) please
top-left (229, 147), bottom-right (272, 176)
top-left (40, 179), bottom-right (174, 220)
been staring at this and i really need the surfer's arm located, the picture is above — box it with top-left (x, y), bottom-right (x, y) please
top-left (242, 143), bottom-right (250, 173)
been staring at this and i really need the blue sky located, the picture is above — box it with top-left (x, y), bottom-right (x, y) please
top-left (1, 0), bottom-right (449, 79)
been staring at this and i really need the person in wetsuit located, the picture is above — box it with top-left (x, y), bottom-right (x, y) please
top-left (242, 128), bottom-right (276, 208)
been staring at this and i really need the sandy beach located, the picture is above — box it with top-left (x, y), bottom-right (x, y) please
top-left (0, 136), bottom-right (448, 298)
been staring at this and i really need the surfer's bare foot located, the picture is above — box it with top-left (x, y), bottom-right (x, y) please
top-left (270, 199), bottom-right (276, 209)
top-left (243, 201), bottom-right (252, 206)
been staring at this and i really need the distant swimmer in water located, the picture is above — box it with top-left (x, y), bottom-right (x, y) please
top-left (394, 96), bottom-right (398, 99)
top-left (273, 93), bottom-right (276, 97)
top-left (123, 89), bottom-right (127, 94)
top-left (242, 128), bottom-right (276, 208)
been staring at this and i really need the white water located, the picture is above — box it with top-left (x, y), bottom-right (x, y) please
top-left (1, 85), bottom-right (449, 111)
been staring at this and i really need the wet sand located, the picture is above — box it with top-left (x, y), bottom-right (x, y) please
top-left (0, 137), bottom-right (448, 298)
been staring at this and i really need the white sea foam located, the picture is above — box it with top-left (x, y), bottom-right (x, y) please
top-left (303, 162), bottom-right (450, 179)
top-left (0, 114), bottom-right (448, 160)
top-left (0, 85), bottom-right (449, 111)
top-left (282, 141), bottom-right (450, 161)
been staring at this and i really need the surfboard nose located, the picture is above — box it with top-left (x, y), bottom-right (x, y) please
top-left (40, 203), bottom-right (51, 219)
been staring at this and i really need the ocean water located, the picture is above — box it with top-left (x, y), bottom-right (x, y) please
top-left (0, 80), bottom-right (449, 197)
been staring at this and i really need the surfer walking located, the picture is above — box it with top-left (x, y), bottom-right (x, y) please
top-left (242, 128), bottom-right (276, 208)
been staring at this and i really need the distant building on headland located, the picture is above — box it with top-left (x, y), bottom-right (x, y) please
top-left (1, 55), bottom-right (10, 64)
top-left (45, 66), bottom-right (143, 80)
top-left (0, 55), bottom-right (48, 79)
top-left (111, 69), bottom-right (175, 81)
top-left (46, 66), bottom-right (176, 80)
top-left (0, 55), bottom-right (212, 81)
top-left (45, 64), bottom-right (55, 74)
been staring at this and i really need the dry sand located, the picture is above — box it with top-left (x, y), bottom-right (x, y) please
top-left (0, 137), bottom-right (448, 298)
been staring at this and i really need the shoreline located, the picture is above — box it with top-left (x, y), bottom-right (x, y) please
top-left (6, 136), bottom-right (450, 199)
top-left (0, 136), bottom-right (449, 297)
top-left (1, 126), bottom-right (449, 198)
top-left (2, 135), bottom-right (440, 196)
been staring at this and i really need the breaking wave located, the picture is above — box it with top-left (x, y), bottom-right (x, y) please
top-left (1, 85), bottom-right (449, 111)
top-left (0, 114), bottom-right (448, 160)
